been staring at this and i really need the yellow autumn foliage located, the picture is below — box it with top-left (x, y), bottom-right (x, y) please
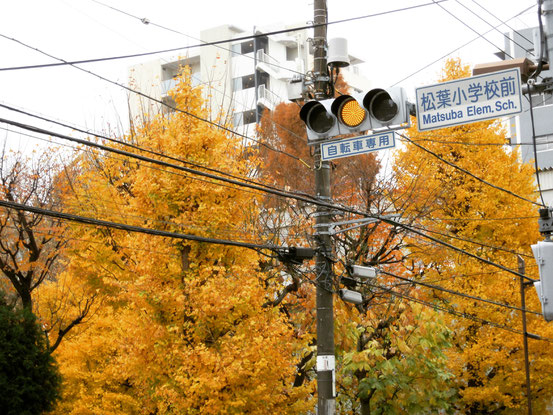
top-left (393, 58), bottom-right (553, 413)
top-left (49, 68), bottom-right (313, 414)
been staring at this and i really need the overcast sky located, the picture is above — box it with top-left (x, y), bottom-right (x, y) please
top-left (0, 0), bottom-right (538, 153)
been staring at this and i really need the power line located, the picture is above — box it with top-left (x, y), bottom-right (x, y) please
top-left (0, 1), bottom-right (448, 72)
top-left (430, 215), bottom-right (537, 221)
top-left (0, 199), bottom-right (288, 252)
top-left (453, 0), bottom-right (535, 57)
top-left (0, 102), bottom-right (304, 196)
top-left (391, 4), bottom-right (535, 87)
top-left (86, 0), bottom-right (306, 78)
top-left (0, 221), bottom-right (181, 259)
top-left (0, 123), bottom-right (279, 201)
top-left (378, 269), bottom-right (542, 316)
top-left (378, 216), bottom-right (536, 283)
top-left (397, 132), bottom-right (543, 207)
top-left (374, 283), bottom-right (552, 342)
top-left (528, 93), bottom-right (547, 206)
top-left (431, 0), bottom-right (513, 59)
top-left (0, 34), bottom-right (311, 168)
top-left (0, 116), bottom-right (335, 209)
top-left (406, 222), bottom-right (534, 259)
top-left (0, 118), bottom-right (538, 285)
top-left (470, 0), bottom-right (535, 46)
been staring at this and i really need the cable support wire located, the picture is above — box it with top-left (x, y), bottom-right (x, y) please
top-left (0, 35), bottom-right (310, 168)
top-left (372, 282), bottom-right (553, 342)
top-left (0, 1), bottom-right (448, 72)
top-left (378, 269), bottom-right (542, 316)
top-left (396, 132), bottom-right (544, 207)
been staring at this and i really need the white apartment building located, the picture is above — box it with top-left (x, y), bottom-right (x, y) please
top-left (128, 24), bottom-right (371, 137)
top-left (504, 27), bottom-right (553, 204)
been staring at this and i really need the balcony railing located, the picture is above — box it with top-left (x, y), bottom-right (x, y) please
top-left (258, 84), bottom-right (281, 109)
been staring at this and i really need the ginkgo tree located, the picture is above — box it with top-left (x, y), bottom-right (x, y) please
top-left (393, 58), bottom-right (553, 414)
top-left (49, 68), bottom-right (313, 414)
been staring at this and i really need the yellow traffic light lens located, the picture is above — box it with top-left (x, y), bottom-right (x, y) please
top-left (339, 98), bottom-right (366, 127)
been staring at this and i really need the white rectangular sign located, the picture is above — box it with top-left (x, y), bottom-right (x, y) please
top-left (415, 68), bottom-right (522, 131)
top-left (320, 132), bottom-right (396, 161)
top-left (316, 355), bottom-right (335, 371)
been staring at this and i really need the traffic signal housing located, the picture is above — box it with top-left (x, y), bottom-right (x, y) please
top-left (299, 87), bottom-right (410, 143)
top-left (532, 240), bottom-right (553, 321)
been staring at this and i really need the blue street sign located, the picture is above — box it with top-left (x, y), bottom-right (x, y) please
top-left (320, 132), bottom-right (396, 161)
top-left (415, 68), bottom-right (523, 131)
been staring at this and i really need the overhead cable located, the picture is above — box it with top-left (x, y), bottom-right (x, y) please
top-left (0, 199), bottom-right (286, 251)
top-left (0, 1), bottom-right (448, 72)
top-left (397, 132), bottom-right (544, 207)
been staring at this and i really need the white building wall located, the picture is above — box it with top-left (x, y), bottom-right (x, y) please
top-left (129, 59), bottom-right (164, 119)
top-left (199, 25), bottom-right (242, 122)
top-left (128, 23), bottom-right (369, 136)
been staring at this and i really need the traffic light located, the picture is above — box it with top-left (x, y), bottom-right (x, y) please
top-left (299, 87), bottom-right (409, 143)
top-left (531, 240), bottom-right (553, 321)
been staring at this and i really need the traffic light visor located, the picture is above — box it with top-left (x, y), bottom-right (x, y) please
top-left (364, 89), bottom-right (399, 122)
top-left (301, 102), bottom-right (335, 134)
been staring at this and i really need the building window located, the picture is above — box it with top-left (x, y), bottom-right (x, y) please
top-left (243, 109), bottom-right (256, 124)
top-left (232, 77), bottom-right (242, 91)
top-left (257, 70), bottom-right (269, 89)
top-left (286, 46), bottom-right (298, 61)
top-left (234, 109), bottom-right (257, 126)
top-left (232, 41), bottom-right (254, 55)
top-left (242, 74), bottom-right (255, 89)
top-left (232, 74), bottom-right (255, 91)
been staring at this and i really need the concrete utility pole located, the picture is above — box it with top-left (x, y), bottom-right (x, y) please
top-left (312, 0), bottom-right (335, 414)
top-left (518, 256), bottom-right (533, 415)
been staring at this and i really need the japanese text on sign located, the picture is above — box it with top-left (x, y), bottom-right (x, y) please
top-left (321, 132), bottom-right (395, 161)
top-left (415, 68), bottom-right (522, 131)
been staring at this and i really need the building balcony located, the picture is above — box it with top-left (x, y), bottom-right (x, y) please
top-left (256, 49), bottom-right (297, 80)
top-left (257, 84), bottom-right (281, 110)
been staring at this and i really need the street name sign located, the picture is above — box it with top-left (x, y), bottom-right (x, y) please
top-left (320, 132), bottom-right (395, 161)
top-left (415, 68), bottom-right (522, 131)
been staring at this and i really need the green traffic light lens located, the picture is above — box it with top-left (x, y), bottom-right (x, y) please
top-left (307, 104), bottom-right (335, 134)
top-left (370, 91), bottom-right (398, 122)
